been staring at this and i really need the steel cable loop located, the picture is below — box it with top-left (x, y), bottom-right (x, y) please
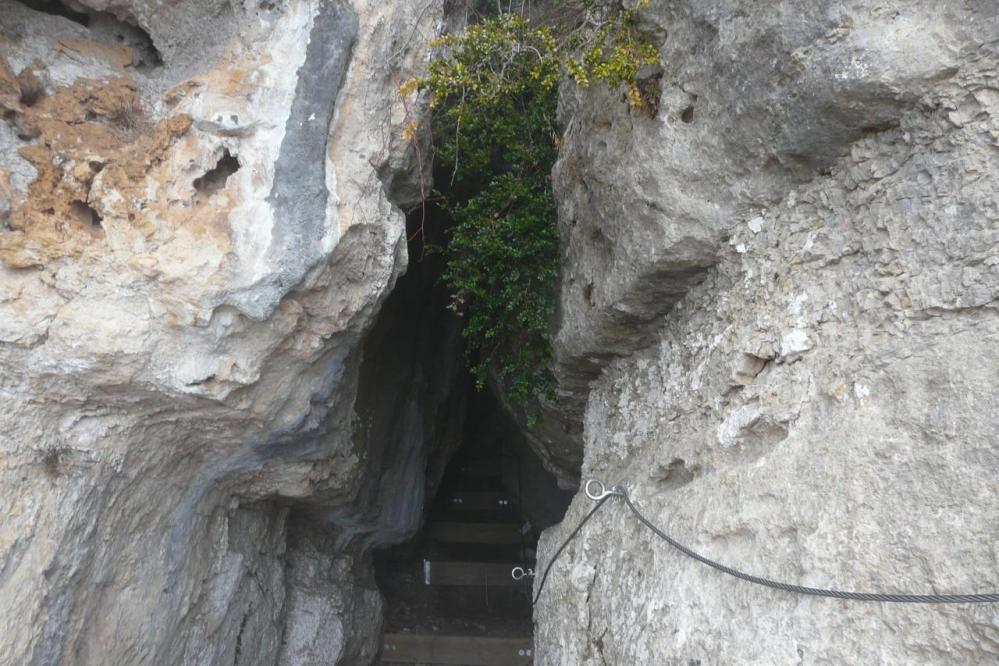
top-left (533, 481), bottom-right (999, 604)
top-left (533, 496), bottom-right (611, 604)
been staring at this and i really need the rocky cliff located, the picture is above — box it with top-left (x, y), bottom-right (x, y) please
top-left (0, 0), bottom-right (457, 663)
top-left (2, 0), bottom-right (998, 664)
top-left (536, 0), bottom-right (999, 663)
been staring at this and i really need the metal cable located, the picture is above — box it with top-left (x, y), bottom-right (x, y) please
top-left (532, 496), bottom-right (611, 604)
top-left (620, 490), bottom-right (999, 603)
top-left (534, 481), bottom-right (999, 604)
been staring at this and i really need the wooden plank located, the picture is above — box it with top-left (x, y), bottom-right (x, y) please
top-left (455, 459), bottom-right (503, 477)
top-left (380, 634), bottom-right (533, 665)
top-left (450, 476), bottom-right (504, 491)
top-left (447, 491), bottom-right (511, 511)
top-left (429, 522), bottom-right (522, 544)
top-left (423, 560), bottom-right (531, 587)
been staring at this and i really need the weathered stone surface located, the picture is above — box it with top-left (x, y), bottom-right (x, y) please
top-left (0, 0), bottom-right (450, 664)
top-left (6, 0), bottom-right (999, 662)
top-left (537, 0), bottom-right (999, 478)
top-left (278, 514), bottom-right (384, 666)
top-left (537, 0), bottom-right (999, 662)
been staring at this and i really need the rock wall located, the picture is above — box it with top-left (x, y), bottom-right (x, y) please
top-left (0, 0), bottom-right (454, 664)
top-left (537, 0), bottom-right (999, 663)
top-left (5, 0), bottom-right (998, 662)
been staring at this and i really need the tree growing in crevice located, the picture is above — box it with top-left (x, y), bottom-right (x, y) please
top-left (405, 1), bottom-right (659, 413)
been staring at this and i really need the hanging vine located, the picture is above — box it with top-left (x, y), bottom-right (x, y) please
top-left (402, 2), bottom-right (660, 412)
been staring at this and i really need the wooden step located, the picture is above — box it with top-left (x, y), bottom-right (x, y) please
top-left (380, 634), bottom-right (532, 665)
top-left (429, 522), bottom-right (522, 545)
top-left (447, 491), bottom-right (511, 511)
top-left (449, 476), bottom-right (505, 491)
top-left (423, 560), bottom-right (531, 587)
top-left (454, 459), bottom-right (504, 477)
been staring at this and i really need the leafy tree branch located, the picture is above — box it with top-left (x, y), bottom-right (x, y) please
top-left (403, 2), bottom-right (660, 414)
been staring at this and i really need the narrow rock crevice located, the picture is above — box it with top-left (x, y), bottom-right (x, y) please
top-left (194, 150), bottom-right (241, 198)
top-left (372, 386), bottom-right (571, 664)
top-left (13, 0), bottom-right (89, 27)
top-left (4, 1), bottom-right (996, 664)
top-left (8, 0), bottom-right (164, 70)
top-left (270, 196), bottom-right (574, 664)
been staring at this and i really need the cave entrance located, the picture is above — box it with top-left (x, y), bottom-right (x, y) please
top-left (372, 369), bottom-right (572, 665)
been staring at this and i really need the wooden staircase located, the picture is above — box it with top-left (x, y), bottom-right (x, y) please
top-left (380, 634), bottom-right (532, 665)
top-left (377, 454), bottom-right (535, 666)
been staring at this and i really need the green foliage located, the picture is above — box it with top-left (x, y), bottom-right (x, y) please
top-left (406, 4), bottom-right (659, 409)
top-left (564, 1), bottom-right (660, 107)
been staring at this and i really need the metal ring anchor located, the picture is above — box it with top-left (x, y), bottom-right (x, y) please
top-left (584, 479), bottom-right (625, 501)
top-left (511, 566), bottom-right (535, 581)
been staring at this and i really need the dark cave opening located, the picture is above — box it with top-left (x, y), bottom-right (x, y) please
top-left (8, 0), bottom-right (164, 71)
top-left (13, 0), bottom-right (90, 27)
top-left (373, 383), bottom-right (572, 665)
top-left (194, 149), bottom-right (241, 198)
top-left (365, 203), bottom-right (573, 665)
top-left (276, 192), bottom-right (574, 665)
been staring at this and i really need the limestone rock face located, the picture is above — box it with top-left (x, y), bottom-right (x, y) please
top-left (0, 0), bottom-right (450, 664)
top-left (537, 0), bottom-right (999, 662)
